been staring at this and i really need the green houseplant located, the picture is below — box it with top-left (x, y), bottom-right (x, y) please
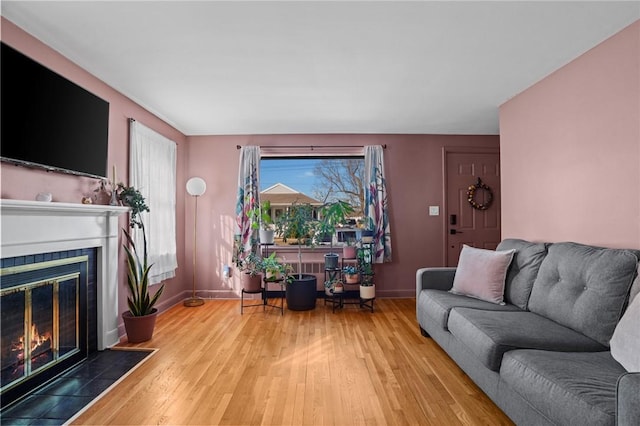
top-left (117, 184), bottom-right (165, 343)
top-left (248, 200), bottom-right (275, 244)
top-left (261, 252), bottom-right (292, 282)
top-left (274, 203), bottom-right (318, 310)
top-left (317, 200), bottom-right (355, 269)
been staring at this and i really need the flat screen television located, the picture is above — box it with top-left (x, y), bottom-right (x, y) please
top-left (1, 42), bottom-right (110, 179)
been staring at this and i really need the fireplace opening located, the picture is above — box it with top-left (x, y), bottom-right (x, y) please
top-left (1, 253), bottom-right (92, 409)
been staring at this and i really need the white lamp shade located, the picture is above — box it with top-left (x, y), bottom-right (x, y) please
top-left (186, 177), bottom-right (207, 196)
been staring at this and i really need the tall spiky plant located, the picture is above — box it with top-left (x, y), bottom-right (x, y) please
top-left (117, 184), bottom-right (164, 316)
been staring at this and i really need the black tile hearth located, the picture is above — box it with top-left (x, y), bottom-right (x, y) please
top-left (1, 349), bottom-right (153, 426)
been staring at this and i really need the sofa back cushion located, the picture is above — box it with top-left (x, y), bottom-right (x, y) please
top-left (528, 242), bottom-right (638, 346)
top-left (497, 239), bottom-right (548, 310)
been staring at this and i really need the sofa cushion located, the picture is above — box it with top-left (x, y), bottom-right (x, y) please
top-left (418, 289), bottom-right (522, 331)
top-left (500, 350), bottom-right (626, 425)
top-left (610, 291), bottom-right (640, 372)
top-left (450, 245), bottom-right (515, 304)
top-left (496, 239), bottom-right (548, 310)
top-left (447, 308), bottom-right (606, 371)
top-left (528, 242), bottom-right (638, 346)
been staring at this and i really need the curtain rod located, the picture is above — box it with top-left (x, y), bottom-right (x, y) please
top-left (236, 144), bottom-right (386, 150)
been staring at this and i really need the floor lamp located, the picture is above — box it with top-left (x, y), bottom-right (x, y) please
top-left (184, 177), bottom-right (206, 307)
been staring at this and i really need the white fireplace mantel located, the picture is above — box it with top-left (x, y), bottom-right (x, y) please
top-left (1, 199), bottom-right (129, 349)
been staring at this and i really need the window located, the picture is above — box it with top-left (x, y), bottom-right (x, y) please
top-left (260, 156), bottom-right (364, 246)
top-left (129, 120), bottom-right (177, 284)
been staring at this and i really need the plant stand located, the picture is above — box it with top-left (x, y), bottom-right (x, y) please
top-left (325, 242), bottom-right (375, 313)
top-left (359, 296), bottom-right (375, 313)
top-left (324, 290), bottom-right (344, 313)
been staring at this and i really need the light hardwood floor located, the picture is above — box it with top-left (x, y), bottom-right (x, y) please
top-left (73, 298), bottom-right (513, 425)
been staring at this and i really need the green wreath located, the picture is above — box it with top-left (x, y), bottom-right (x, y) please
top-left (467, 178), bottom-right (493, 210)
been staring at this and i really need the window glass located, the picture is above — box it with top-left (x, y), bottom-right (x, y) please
top-left (260, 157), bottom-right (364, 246)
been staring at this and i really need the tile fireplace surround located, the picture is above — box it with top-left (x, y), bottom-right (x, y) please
top-left (1, 199), bottom-right (128, 350)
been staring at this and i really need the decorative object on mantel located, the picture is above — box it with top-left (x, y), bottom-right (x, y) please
top-left (109, 165), bottom-right (119, 206)
top-left (93, 179), bottom-right (110, 205)
top-left (117, 184), bottom-right (164, 343)
top-left (467, 178), bottom-right (494, 211)
top-left (184, 177), bottom-right (207, 307)
top-left (35, 192), bottom-right (52, 202)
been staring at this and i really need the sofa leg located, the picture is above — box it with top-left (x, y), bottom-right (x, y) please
top-left (420, 327), bottom-right (430, 338)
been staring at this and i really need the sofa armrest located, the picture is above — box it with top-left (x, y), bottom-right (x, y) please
top-left (416, 267), bottom-right (456, 293)
top-left (617, 372), bottom-right (640, 426)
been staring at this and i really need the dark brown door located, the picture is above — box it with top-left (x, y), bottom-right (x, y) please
top-left (445, 151), bottom-right (501, 266)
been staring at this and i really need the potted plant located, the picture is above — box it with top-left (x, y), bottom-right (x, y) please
top-left (237, 251), bottom-right (263, 292)
top-left (324, 279), bottom-right (344, 296)
top-left (359, 263), bottom-right (375, 300)
top-left (274, 203), bottom-right (318, 311)
top-left (317, 200), bottom-right (355, 269)
top-left (116, 184), bottom-right (164, 343)
top-left (261, 252), bottom-right (291, 282)
top-left (343, 237), bottom-right (357, 259)
top-left (343, 265), bottom-right (359, 284)
top-left (248, 200), bottom-right (275, 245)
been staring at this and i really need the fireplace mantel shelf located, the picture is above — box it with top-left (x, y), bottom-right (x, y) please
top-left (1, 198), bottom-right (128, 350)
top-left (1, 199), bottom-right (129, 216)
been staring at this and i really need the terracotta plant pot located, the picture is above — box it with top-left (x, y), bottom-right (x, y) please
top-left (242, 273), bottom-right (262, 292)
top-left (343, 246), bottom-right (357, 259)
top-left (344, 273), bottom-right (359, 284)
top-left (122, 309), bottom-right (158, 343)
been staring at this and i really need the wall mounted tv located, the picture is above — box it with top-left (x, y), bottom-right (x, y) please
top-left (1, 42), bottom-right (110, 179)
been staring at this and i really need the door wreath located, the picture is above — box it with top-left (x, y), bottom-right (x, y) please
top-left (467, 178), bottom-right (493, 210)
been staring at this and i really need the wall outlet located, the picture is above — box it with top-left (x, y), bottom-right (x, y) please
top-left (429, 206), bottom-right (440, 216)
top-left (222, 265), bottom-right (230, 279)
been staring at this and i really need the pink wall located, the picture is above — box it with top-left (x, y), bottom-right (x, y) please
top-left (2, 16), bottom-right (500, 305)
top-left (500, 20), bottom-right (640, 250)
top-left (0, 19), bottom-right (190, 326)
top-left (186, 134), bottom-right (499, 298)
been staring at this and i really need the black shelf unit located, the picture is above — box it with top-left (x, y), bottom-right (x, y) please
top-left (324, 242), bottom-right (375, 313)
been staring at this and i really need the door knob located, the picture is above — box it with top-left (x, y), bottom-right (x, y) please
top-left (450, 229), bottom-right (463, 235)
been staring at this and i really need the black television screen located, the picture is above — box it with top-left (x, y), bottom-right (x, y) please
top-left (1, 42), bottom-right (109, 179)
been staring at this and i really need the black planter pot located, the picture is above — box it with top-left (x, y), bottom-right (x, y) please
top-left (285, 274), bottom-right (317, 311)
top-left (324, 253), bottom-right (339, 269)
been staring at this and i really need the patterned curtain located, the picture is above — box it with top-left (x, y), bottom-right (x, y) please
top-left (364, 145), bottom-right (392, 263)
top-left (233, 146), bottom-right (260, 268)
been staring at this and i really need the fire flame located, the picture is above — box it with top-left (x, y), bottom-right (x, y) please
top-left (10, 324), bottom-right (52, 361)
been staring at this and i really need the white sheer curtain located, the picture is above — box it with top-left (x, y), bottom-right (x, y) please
top-left (129, 120), bottom-right (177, 284)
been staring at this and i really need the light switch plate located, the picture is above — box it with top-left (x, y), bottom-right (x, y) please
top-left (429, 206), bottom-right (440, 216)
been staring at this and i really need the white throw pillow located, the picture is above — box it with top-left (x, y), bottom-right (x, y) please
top-left (450, 245), bottom-right (515, 305)
top-left (610, 290), bottom-right (640, 372)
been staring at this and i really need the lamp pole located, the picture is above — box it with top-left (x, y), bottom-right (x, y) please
top-left (184, 177), bottom-right (206, 307)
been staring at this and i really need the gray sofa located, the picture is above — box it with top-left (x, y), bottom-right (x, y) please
top-left (416, 239), bottom-right (640, 425)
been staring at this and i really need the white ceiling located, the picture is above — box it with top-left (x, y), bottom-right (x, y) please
top-left (2, 1), bottom-right (639, 136)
